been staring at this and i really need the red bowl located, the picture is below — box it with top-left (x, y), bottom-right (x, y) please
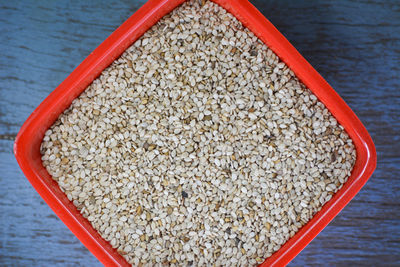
top-left (14, 0), bottom-right (377, 266)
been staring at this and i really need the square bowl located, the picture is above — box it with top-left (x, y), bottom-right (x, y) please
top-left (14, 0), bottom-right (377, 266)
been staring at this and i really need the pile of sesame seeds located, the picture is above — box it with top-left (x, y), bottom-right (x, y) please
top-left (41, 0), bottom-right (356, 266)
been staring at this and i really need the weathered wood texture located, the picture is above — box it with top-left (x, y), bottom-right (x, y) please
top-left (0, 0), bottom-right (399, 266)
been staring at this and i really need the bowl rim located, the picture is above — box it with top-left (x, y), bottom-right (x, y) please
top-left (14, 0), bottom-right (377, 266)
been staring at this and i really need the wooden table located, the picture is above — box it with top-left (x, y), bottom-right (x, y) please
top-left (1, 0), bottom-right (399, 266)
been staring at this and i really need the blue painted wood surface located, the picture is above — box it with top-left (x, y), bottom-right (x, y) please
top-left (0, 0), bottom-right (399, 266)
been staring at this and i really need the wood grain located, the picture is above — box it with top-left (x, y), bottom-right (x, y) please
top-left (1, 0), bottom-right (399, 266)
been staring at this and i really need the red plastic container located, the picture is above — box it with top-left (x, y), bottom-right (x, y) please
top-left (14, 0), bottom-right (377, 266)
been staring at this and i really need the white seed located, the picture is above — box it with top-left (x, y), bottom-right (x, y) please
top-left (41, 0), bottom-right (356, 266)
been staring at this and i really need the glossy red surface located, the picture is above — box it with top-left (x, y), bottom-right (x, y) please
top-left (14, 0), bottom-right (376, 266)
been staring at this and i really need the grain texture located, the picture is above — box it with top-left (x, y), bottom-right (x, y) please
top-left (0, 0), bottom-right (399, 266)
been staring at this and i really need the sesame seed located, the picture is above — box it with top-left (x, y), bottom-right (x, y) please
top-left (41, 0), bottom-right (356, 265)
